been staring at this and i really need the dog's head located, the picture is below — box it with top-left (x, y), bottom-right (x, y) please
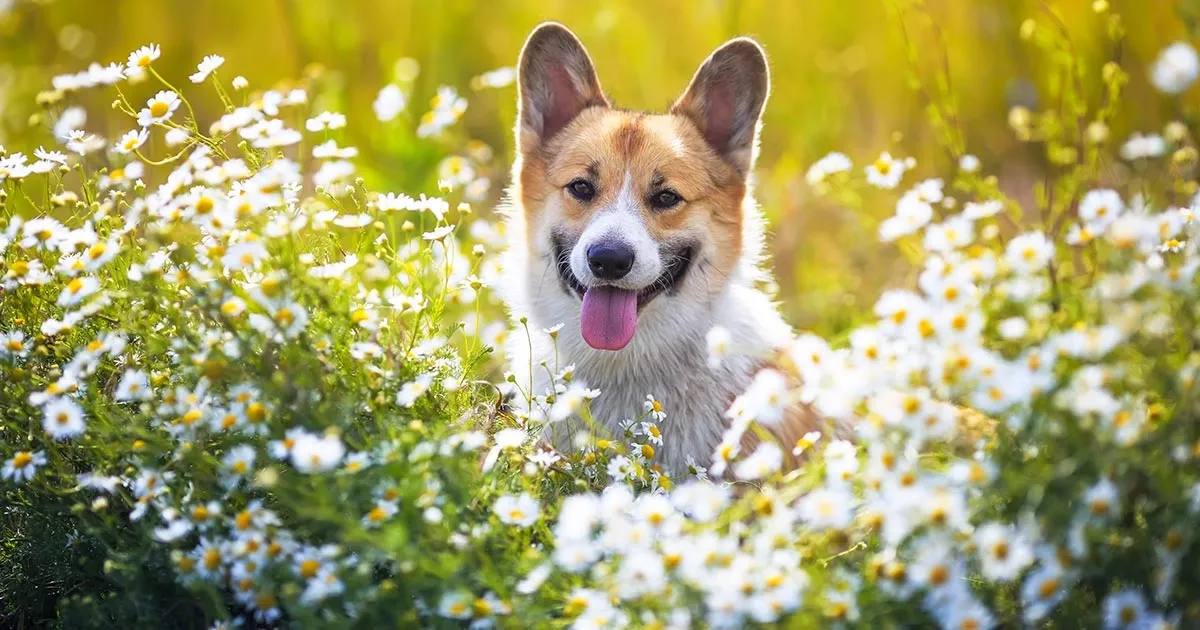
top-left (512, 23), bottom-right (769, 351)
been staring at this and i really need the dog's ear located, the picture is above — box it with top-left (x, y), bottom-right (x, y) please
top-left (671, 38), bottom-right (769, 175)
top-left (516, 23), bottom-right (608, 154)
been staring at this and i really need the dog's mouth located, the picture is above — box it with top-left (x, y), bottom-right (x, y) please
top-left (552, 235), bottom-right (694, 351)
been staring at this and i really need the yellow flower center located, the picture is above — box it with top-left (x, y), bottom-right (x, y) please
top-left (1036, 577), bottom-right (1060, 599)
top-left (203, 548), bottom-right (222, 571)
top-left (67, 278), bottom-right (85, 294)
top-left (247, 402), bottom-right (267, 422)
top-left (6, 339), bottom-right (23, 352)
top-left (149, 100), bottom-right (170, 118)
top-left (195, 196), bottom-right (214, 215)
top-left (928, 564), bottom-right (949, 585)
top-left (299, 559), bottom-right (321, 579)
top-left (12, 452), bottom-right (34, 469)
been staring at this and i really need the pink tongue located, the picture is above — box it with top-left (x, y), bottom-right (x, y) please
top-left (580, 286), bottom-right (639, 351)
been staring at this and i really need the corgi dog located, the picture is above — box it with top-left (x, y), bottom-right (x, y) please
top-left (500, 23), bottom-right (836, 476)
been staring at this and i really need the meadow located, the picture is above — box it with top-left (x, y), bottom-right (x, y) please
top-left (2, 0), bottom-right (1200, 628)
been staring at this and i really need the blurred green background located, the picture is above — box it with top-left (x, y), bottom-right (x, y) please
top-left (0, 0), bottom-right (1194, 333)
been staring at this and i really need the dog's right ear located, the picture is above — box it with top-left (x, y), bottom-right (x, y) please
top-left (516, 23), bottom-right (608, 154)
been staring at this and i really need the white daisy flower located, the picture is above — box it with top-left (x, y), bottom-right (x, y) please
top-left (125, 43), bottom-right (161, 75)
top-left (493, 492), bottom-right (540, 527)
top-left (2, 450), bottom-right (47, 483)
top-left (114, 129), bottom-right (149, 154)
top-left (137, 90), bottom-right (181, 128)
top-left (43, 398), bottom-right (86, 440)
top-left (189, 54), bottom-right (225, 83)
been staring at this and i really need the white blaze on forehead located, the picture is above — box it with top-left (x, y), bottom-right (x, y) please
top-left (569, 171), bottom-right (663, 289)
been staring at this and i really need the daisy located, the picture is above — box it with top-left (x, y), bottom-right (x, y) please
top-left (190, 54), bottom-right (225, 83)
top-left (126, 43), bottom-right (161, 75)
top-left (137, 90), bottom-right (181, 128)
top-left (805, 151), bottom-right (852, 186)
top-left (1005, 231), bottom-right (1054, 275)
top-left (362, 500), bottom-right (398, 528)
top-left (373, 84), bottom-right (407, 122)
top-left (974, 521), bottom-right (1035, 581)
top-left (223, 444), bottom-right (256, 477)
top-left (1102, 589), bottom-right (1148, 629)
top-left (43, 398), bottom-right (86, 440)
top-left (114, 129), bottom-right (148, 154)
top-left (290, 433), bottom-right (345, 473)
top-left (963, 199), bottom-right (1004, 219)
top-left (797, 485), bottom-right (854, 530)
top-left (643, 394), bottom-right (667, 422)
top-left (2, 450), bottom-right (47, 483)
top-left (866, 151), bottom-right (907, 189)
top-left (494, 493), bottom-right (540, 527)
top-left (1150, 42), bottom-right (1200, 95)
top-left (0, 331), bottom-right (28, 359)
top-left (114, 369), bottom-right (152, 401)
top-left (1079, 189), bottom-right (1124, 231)
top-left (21, 217), bottom-right (69, 251)
top-left (57, 276), bottom-right (100, 307)
top-left (396, 373), bottom-right (434, 408)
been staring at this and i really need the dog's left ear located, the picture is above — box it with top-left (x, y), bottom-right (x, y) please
top-left (671, 38), bottom-right (769, 175)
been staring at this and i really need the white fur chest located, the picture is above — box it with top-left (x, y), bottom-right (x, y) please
top-left (505, 276), bottom-right (794, 476)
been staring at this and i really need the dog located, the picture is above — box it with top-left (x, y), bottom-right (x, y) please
top-left (499, 23), bottom-right (836, 477)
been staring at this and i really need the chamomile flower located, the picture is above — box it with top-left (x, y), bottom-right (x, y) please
top-left (643, 394), bottom-right (667, 422)
top-left (2, 450), bottom-right (46, 483)
top-left (1102, 589), bottom-right (1148, 629)
top-left (974, 521), bottom-right (1035, 581)
top-left (494, 492), bottom-right (540, 528)
top-left (125, 43), bottom-right (161, 75)
top-left (223, 444), bottom-right (256, 478)
top-left (189, 54), bottom-right (225, 83)
top-left (137, 90), bottom-right (181, 127)
top-left (798, 485), bottom-right (854, 530)
top-left (1150, 42), bottom-right (1200, 94)
top-left (57, 276), bottom-right (100, 306)
top-left (115, 129), bottom-right (149, 154)
top-left (42, 398), bottom-right (86, 440)
top-left (705, 325), bottom-right (732, 369)
top-left (1005, 231), bottom-right (1054, 274)
top-left (290, 433), bottom-right (345, 473)
top-left (362, 500), bottom-right (399, 528)
top-left (396, 373), bottom-right (434, 407)
top-left (373, 84), bottom-right (407, 122)
top-left (866, 151), bottom-right (907, 189)
top-left (114, 369), bottom-right (152, 401)
top-left (806, 152), bottom-right (852, 186)
top-left (0, 331), bottom-right (28, 359)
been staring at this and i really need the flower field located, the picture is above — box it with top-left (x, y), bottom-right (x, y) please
top-left (3, 1), bottom-right (1200, 628)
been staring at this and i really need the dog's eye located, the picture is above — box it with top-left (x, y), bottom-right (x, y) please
top-left (651, 190), bottom-right (683, 210)
top-left (566, 179), bottom-right (596, 202)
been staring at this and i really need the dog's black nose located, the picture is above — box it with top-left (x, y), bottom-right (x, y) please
top-left (587, 242), bottom-right (635, 280)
